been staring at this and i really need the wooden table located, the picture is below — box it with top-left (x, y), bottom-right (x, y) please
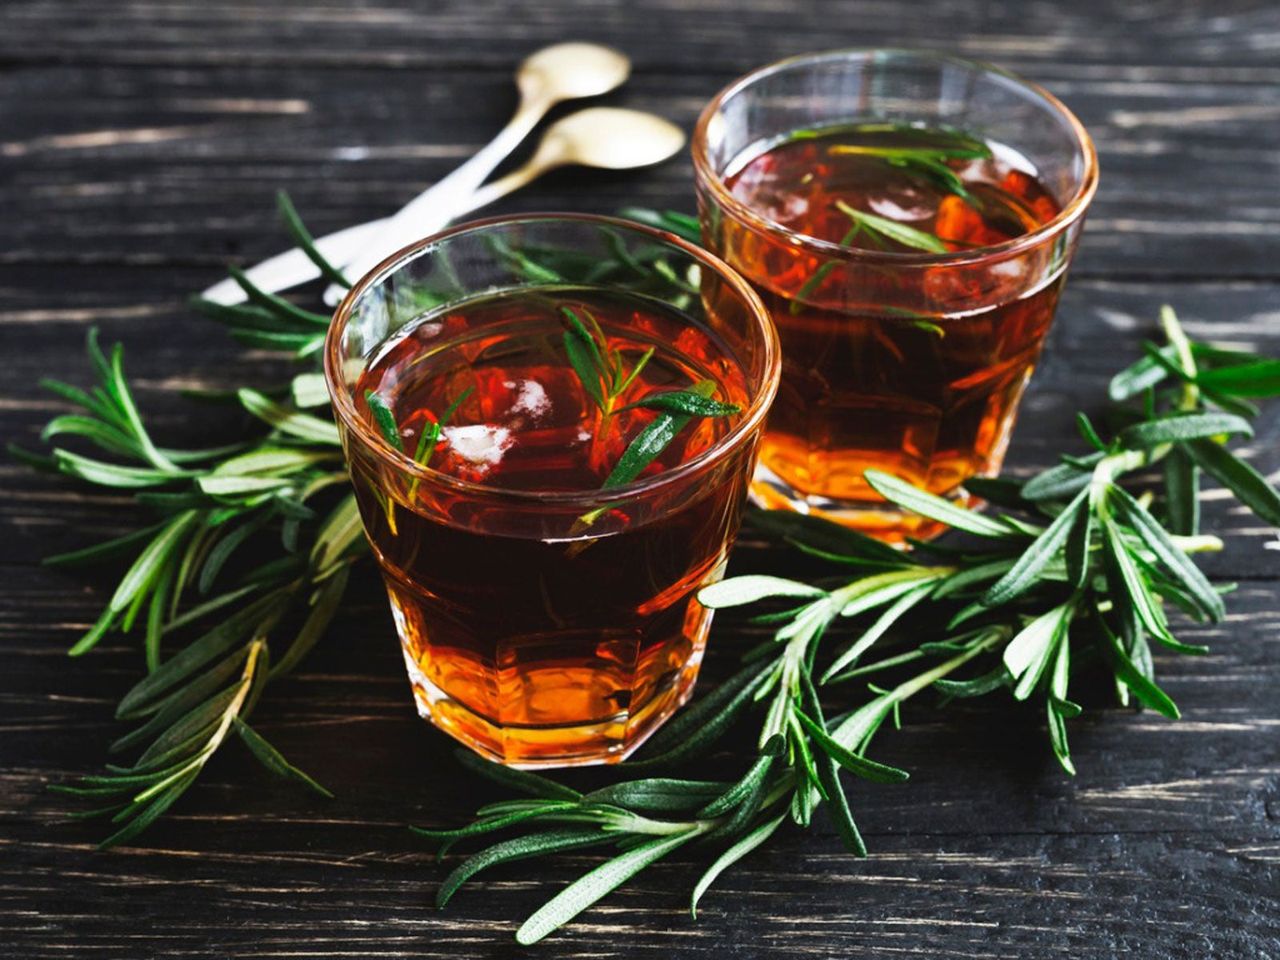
top-left (3, 2), bottom-right (1278, 957)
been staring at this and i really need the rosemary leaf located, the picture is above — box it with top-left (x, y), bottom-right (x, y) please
top-left (275, 190), bottom-right (351, 290)
top-left (1117, 411), bottom-right (1251, 449)
top-left (437, 829), bottom-right (617, 910)
top-left (239, 389), bottom-right (342, 446)
top-left (601, 380), bottom-right (719, 489)
top-left (621, 390), bottom-right (741, 418)
top-left (981, 488), bottom-right (1088, 607)
top-left (834, 200), bottom-right (949, 254)
top-left (689, 814), bottom-right (785, 918)
top-left (233, 717), bottom-right (334, 798)
top-left (793, 710), bottom-right (909, 783)
top-left (864, 469), bottom-right (1017, 538)
top-left (1163, 446), bottom-right (1201, 536)
top-left (1185, 438), bottom-right (1280, 527)
top-left (515, 830), bottom-right (700, 945)
top-left (364, 391), bottom-right (404, 453)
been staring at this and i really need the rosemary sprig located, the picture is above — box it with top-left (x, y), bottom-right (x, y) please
top-left (560, 306), bottom-right (655, 419)
top-left (25, 328), bottom-right (360, 845)
top-left (17, 197), bottom-right (369, 845)
top-left (556, 303), bottom-right (741, 499)
top-left (415, 306), bottom-right (1280, 941)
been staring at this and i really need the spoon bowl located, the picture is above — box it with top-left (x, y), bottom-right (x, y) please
top-left (531, 107), bottom-right (687, 171)
top-left (518, 43), bottom-right (632, 105)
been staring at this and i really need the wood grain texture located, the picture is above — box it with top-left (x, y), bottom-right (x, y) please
top-left (1, 1), bottom-right (1278, 958)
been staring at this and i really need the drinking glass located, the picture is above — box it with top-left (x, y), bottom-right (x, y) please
top-left (693, 49), bottom-right (1098, 539)
top-left (325, 214), bottom-right (779, 767)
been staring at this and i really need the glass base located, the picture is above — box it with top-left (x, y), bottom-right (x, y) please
top-left (400, 642), bottom-right (705, 769)
top-left (750, 463), bottom-right (976, 543)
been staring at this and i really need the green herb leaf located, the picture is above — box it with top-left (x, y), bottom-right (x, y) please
top-left (560, 308), bottom-right (607, 411)
top-left (1098, 618), bottom-right (1180, 719)
top-left (1162, 447), bottom-right (1200, 536)
top-left (1117, 412), bottom-right (1251, 449)
top-left (1108, 344), bottom-right (1176, 401)
top-left (933, 665), bottom-right (1010, 698)
top-left (437, 829), bottom-right (616, 910)
top-left (822, 582), bottom-right (934, 682)
top-left (1194, 360), bottom-right (1280, 397)
top-left (746, 510), bottom-right (910, 567)
top-left (834, 200), bottom-right (950, 253)
top-left (981, 488), bottom-right (1088, 607)
top-left (627, 664), bottom-right (771, 768)
top-left (697, 746), bottom-right (780, 819)
top-left (1003, 602), bottom-right (1072, 700)
top-left (793, 710), bottom-right (909, 783)
top-left (515, 830), bottom-right (699, 945)
top-left (583, 779), bottom-right (727, 812)
top-left (623, 390), bottom-right (741, 418)
top-left (226, 265), bottom-right (331, 328)
top-left (601, 380), bottom-right (718, 489)
top-left (1021, 456), bottom-right (1101, 501)
top-left (233, 717), bottom-right (334, 798)
top-left (275, 191), bottom-right (351, 290)
top-left (1108, 486), bottom-right (1224, 621)
top-left (1064, 499), bottom-right (1093, 591)
top-left (864, 469), bottom-right (1017, 538)
top-left (239, 389), bottom-right (342, 446)
top-left (690, 814), bottom-right (785, 918)
top-left (363, 391), bottom-right (404, 453)
top-left (618, 207), bottom-right (702, 245)
top-left (698, 575), bottom-right (827, 609)
top-left (1185, 438), bottom-right (1280, 527)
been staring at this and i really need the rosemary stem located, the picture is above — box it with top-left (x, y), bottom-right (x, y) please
top-left (883, 626), bottom-right (1008, 704)
top-left (1170, 534), bottom-right (1224, 554)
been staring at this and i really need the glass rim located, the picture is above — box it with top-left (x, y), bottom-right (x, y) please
top-left (324, 212), bottom-right (781, 507)
top-left (691, 47), bottom-right (1100, 267)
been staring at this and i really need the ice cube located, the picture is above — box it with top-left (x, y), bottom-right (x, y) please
top-left (503, 378), bottom-right (551, 421)
top-left (441, 424), bottom-right (513, 476)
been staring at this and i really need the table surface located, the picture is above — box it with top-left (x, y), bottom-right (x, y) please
top-left (2, 1), bottom-right (1279, 958)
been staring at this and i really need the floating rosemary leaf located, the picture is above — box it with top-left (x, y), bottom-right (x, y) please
top-left (827, 123), bottom-right (993, 160)
top-left (833, 200), bottom-right (949, 254)
top-left (602, 380), bottom-right (736, 489)
top-left (364, 390), bottom-right (404, 453)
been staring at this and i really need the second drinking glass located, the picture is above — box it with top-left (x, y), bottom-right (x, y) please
top-left (693, 49), bottom-right (1098, 539)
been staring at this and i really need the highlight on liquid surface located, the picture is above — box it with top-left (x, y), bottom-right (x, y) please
top-left (347, 286), bottom-right (754, 766)
top-left (716, 122), bottom-right (1067, 539)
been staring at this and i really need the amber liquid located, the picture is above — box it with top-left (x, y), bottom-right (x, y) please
top-left (349, 288), bottom-right (752, 766)
top-left (720, 125), bottom-right (1065, 539)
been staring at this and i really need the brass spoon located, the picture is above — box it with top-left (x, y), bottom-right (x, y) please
top-left (204, 42), bottom-right (631, 305)
top-left (326, 108), bottom-right (686, 303)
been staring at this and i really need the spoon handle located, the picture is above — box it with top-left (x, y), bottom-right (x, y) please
top-left (200, 218), bottom-right (383, 306)
top-left (326, 96), bottom-right (550, 301)
top-left (201, 95), bottom-right (549, 306)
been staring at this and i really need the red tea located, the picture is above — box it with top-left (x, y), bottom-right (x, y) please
top-left (713, 123), bottom-right (1065, 538)
top-left (348, 287), bottom-right (753, 765)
